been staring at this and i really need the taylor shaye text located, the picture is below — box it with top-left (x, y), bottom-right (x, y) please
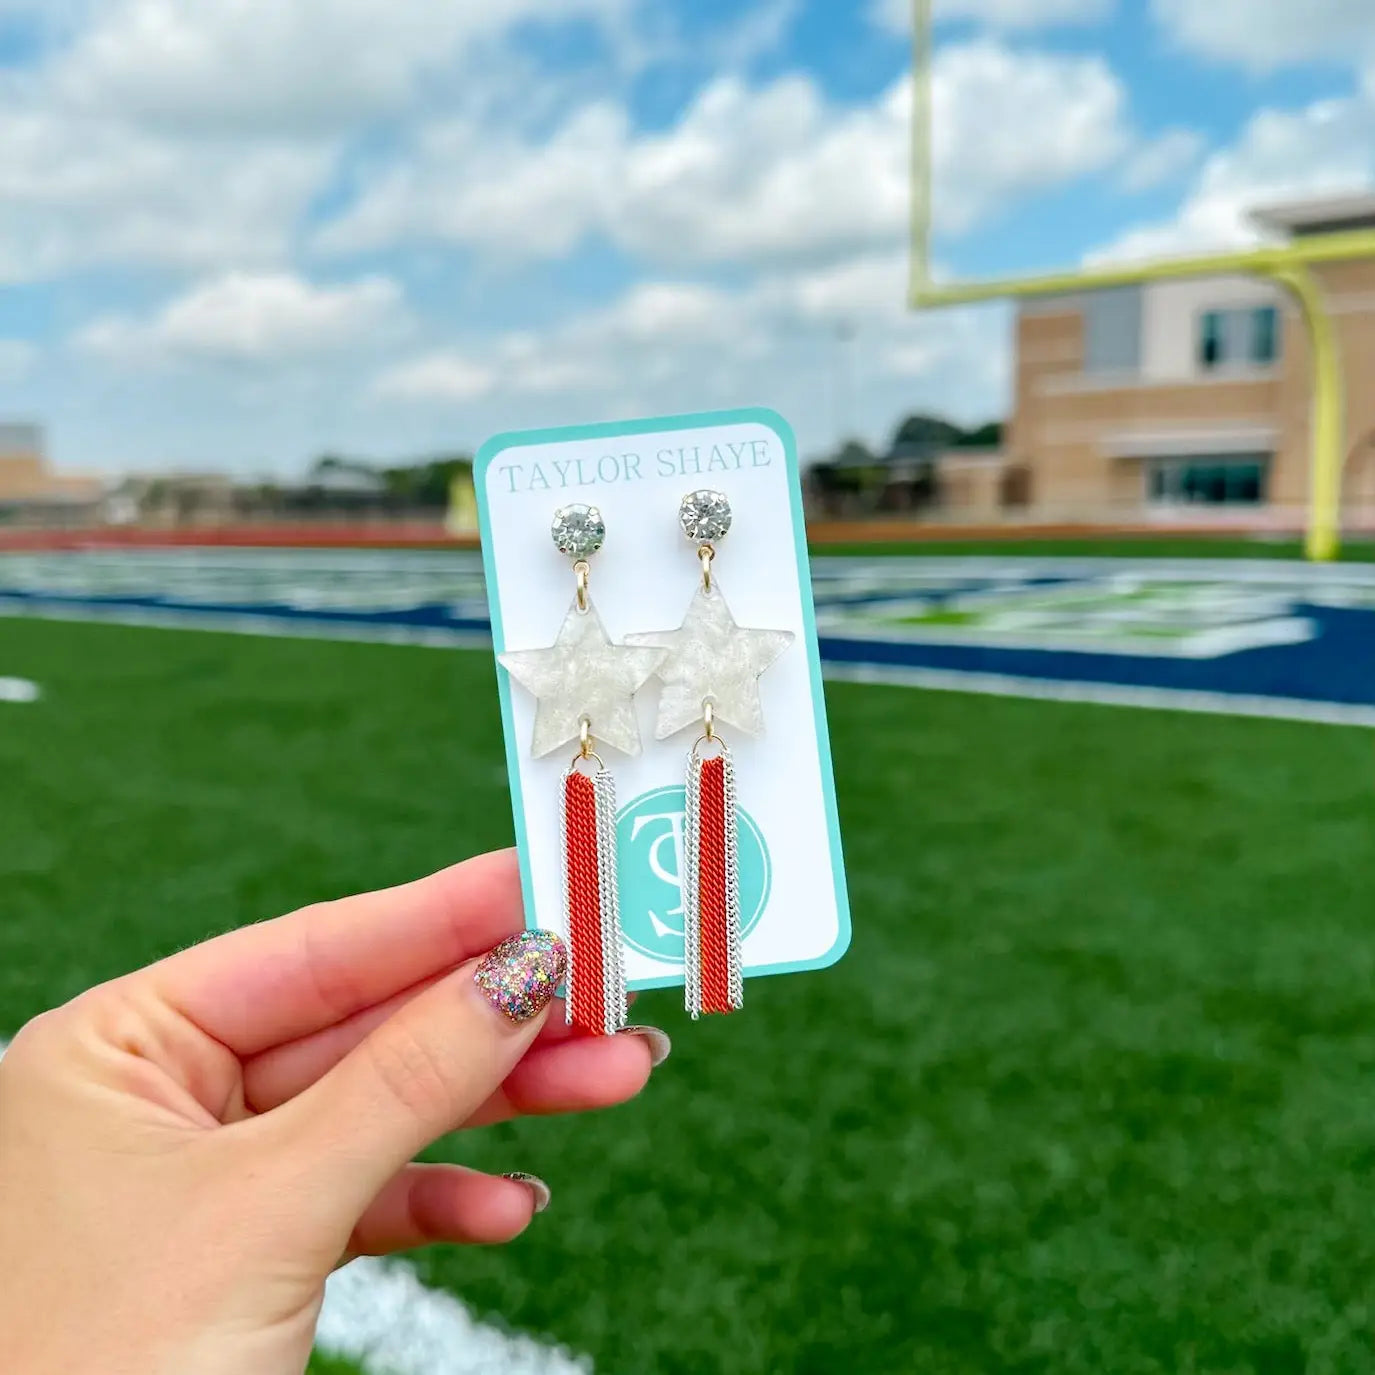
top-left (496, 439), bottom-right (776, 494)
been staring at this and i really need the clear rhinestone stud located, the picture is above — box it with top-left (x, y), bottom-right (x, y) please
top-left (679, 489), bottom-right (732, 544)
top-left (551, 504), bottom-right (606, 560)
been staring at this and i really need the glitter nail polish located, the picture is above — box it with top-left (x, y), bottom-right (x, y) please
top-left (474, 931), bottom-right (566, 1023)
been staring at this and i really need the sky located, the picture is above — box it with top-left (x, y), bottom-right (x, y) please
top-left (0, 0), bottom-right (1371, 477)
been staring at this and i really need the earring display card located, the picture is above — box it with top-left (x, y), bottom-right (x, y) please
top-left (476, 408), bottom-right (850, 993)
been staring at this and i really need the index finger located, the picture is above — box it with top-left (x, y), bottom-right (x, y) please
top-left (148, 849), bottom-right (527, 1057)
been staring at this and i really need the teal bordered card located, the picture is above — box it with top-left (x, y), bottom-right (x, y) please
top-left (475, 407), bottom-right (850, 992)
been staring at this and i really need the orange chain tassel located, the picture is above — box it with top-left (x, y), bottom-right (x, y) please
top-left (685, 743), bottom-right (743, 1018)
top-left (562, 765), bottom-right (626, 1035)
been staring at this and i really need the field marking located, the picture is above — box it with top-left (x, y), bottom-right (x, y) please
top-left (0, 677), bottom-right (40, 703)
top-left (319, 1257), bottom-right (590, 1375)
top-left (823, 662), bottom-right (1375, 729)
top-left (0, 597), bottom-right (492, 649)
top-left (818, 605), bottom-right (1319, 659)
top-left (0, 1039), bottom-right (588, 1374)
top-left (8, 596), bottom-right (1375, 731)
top-left (8, 553), bottom-right (1375, 731)
top-left (811, 555), bottom-right (1375, 584)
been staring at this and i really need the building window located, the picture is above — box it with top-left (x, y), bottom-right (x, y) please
top-left (1083, 285), bottom-right (1144, 375)
top-left (1198, 306), bottom-right (1282, 370)
top-left (1199, 311), bottom-right (1225, 368)
top-left (1148, 455), bottom-right (1270, 506)
top-left (1252, 305), bottom-right (1280, 364)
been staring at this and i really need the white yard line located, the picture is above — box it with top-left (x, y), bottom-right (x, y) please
top-left (319, 1258), bottom-right (590, 1375)
top-left (0, 598), bottom-right (492, 650)
top-left (0, 1040), bottom-right (589, 1374)
top-left (0, 677), bottom-right (40, 702)
top-left (823, 661), bottom-right (1375, 729)
top-left (811, 554), bottom-right (1375, 584)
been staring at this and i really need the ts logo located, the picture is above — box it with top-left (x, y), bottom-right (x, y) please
top-left (617, 786), bottom-right (771, 964)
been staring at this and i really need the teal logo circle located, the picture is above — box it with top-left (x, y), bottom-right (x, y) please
top-left (616, 786), bottom-right (771, 965)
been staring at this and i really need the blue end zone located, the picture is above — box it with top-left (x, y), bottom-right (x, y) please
top-left (820, 603), bottom-right (1375, 707)
top-left (4, 552), bottom-right (1375, 726)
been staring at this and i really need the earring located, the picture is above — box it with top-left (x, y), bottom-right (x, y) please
top-left (498, 504), bottom-right (664, 1035)
top-left (626, 490), bottom-right (794, 1018)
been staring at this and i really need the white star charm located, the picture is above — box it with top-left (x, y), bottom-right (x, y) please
top-left (499, 598), bottom-right (665, 758)
top-left (626, 580), bottom-right (794, 740)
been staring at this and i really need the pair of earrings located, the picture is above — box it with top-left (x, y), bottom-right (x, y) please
top-left (499, 490), bottom-right (794, 1034)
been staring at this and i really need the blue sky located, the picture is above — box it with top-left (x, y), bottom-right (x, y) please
top-left (0, 0), bottom-right (1371, 476)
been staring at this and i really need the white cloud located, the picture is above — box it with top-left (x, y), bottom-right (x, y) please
top-left (1152, 0), bottom-right (1375, 71)
top-left (0, 0), bottom-right (637, 284)
top-left (708, 0), bottom-right (801, 68)
top-left (370, 253), bottom-right (1009, 450)
top-left (787, 252), bottom-right (915, 323)
top-left (612, 74), bottom-right (910, 265)
top-left (317, 103), bottom-right (628, 260)
top-left (0, 107), bottom-right (329, 282)
top-left (373, 353), bottom-right (498, 403)
top-left (931, 42), bottom-right (1128, 233)
top-left (1092, 93), bottom-right (1375, 264)
top-left (1117, 128), bottom-right (1205, 193)
top-left (322, 42), bottom-right (1131, 267)
top-left (872, 0), bottom-right (1112, 35)
top-left (78, 272), bottom-right (406, 363)
top-left (375, 280), bottom-right (748, 403)
top-left (52, 0), bottom-right (630, 136)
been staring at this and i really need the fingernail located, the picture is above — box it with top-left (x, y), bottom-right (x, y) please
top-left (503, 1172), bottom-right (552, 1214)
top-left (474, 931), bottom-right (566, 1024)
top-left (617, 1025), bottom-right (672, 1068)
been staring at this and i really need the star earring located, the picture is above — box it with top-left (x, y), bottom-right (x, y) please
top-left (626, 490), bottom-right (794, 1018)
top-left (498, 505), bottom-right (664, 1036)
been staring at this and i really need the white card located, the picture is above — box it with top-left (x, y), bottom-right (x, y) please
top-left (476, 408), bottom-right (850, 991)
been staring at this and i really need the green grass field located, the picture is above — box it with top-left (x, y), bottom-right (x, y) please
top-left (5, 615), bottom-right (1375, 1374)
top-left (305, 1354), bottom-right (366, 1375)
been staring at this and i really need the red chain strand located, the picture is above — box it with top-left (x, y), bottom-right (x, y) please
top-left (565, 771), bottom-right (606, 1034)
top-left (696, 755), bottom-right (733, 1015)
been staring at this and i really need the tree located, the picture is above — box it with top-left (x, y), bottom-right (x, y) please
top-left (381, 455), bottom-right (473, 508)
top-left (952, 421), bottom-right (1005, 449)
top-left (891, 413), bottom-right (964, 451)
top-left (302, 452), bottom-right (475, 509)
top-left (834, 439), bottom-right (876, 468)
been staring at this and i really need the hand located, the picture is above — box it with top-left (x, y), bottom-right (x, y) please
top-left (0, 850), bottom-right (664, 1375)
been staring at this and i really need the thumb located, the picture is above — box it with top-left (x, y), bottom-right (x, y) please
top-left (263, 930), bottom-right (566, 1210)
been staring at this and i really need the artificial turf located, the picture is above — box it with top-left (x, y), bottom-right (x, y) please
top-left (305, 1354), bottom-right (367, 1375)
top-left (3, 616), bottom-right (1375, 1374)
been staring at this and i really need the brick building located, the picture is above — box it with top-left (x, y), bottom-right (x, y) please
top-left (1001, 194), bottom-right (1375, 526)
top-left (0, 424), bottom-right (104, 523)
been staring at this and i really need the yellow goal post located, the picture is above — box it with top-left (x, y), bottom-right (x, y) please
top-left (907, 0), bottom-right (1375, 560)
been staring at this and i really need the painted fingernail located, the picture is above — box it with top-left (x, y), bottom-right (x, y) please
top-left (503, 1172), bottom-right (551, 1214)
top-left (617, 1025), bottom-right (672, 1068)
top-left (474, 931), bottom-right (566, 1023)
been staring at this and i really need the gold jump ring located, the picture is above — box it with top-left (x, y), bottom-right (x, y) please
top-left (699, 544), bottom-right (714, 592)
